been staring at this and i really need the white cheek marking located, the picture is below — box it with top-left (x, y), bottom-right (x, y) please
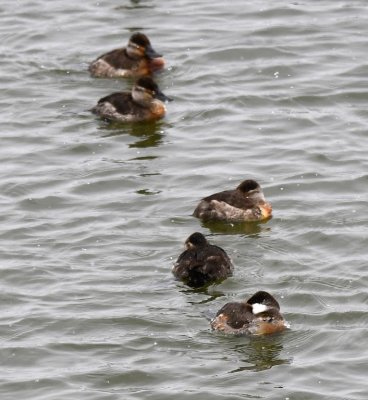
top-left (252, 303), bottom-right (269, 314)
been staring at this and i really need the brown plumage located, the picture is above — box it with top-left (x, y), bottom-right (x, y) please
top-left (91, 77), bottom-right (171, 122)
top-left (89, 32), bottom-right (165, 78)
top-left (172, 232), bottom-right (233, 288)
top-left (211, 291), bottom-right (286, 335)
top-left (193, 179), bottom-right (272, 222)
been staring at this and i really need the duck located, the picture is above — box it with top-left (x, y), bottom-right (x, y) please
top-left (91, 76), bottom-right (171, 122)
top-left (193, 179), bottom-right (272, 222)
top-left (172, 232), bottom-right (233, 288)
top-left (89, 32), bottom-right (165, 78)
top-left (211, 291), bottom-right (286, 335)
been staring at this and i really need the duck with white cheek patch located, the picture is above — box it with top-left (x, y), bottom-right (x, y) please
top-left (89, 32), bottom-right (165, 78)
top-left (91, 77), bottom-right (172, 123)
top-left (211, 291), bottom-right (286, 335)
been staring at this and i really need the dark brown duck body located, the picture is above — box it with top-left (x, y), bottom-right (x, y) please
top-left (193, 179), bottom-right (272, 222)
top-left (89, 32), bottom-right (165, 78)
top-left (91, 77), bottom-right (171, 122)
top-left (172, 232), bottom-right (233, 288)
top-left (211, 291), bottom-right (286, 335)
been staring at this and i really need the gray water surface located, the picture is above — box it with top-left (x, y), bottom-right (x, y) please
top-left (1, 1), bottom-right (368, 399)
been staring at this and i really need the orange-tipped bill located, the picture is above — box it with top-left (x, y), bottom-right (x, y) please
top-left (149, 57), bottom-right (165, 71)
top-left (259, 203), bottom-right (272, 220)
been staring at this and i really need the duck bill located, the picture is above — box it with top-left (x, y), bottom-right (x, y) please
top-left (149, 56), bottom-right (165, 71)
top-left (145, 44), bottom-right (162, 59)
top-left (155, 90), bottom-right (173, 102)
top-left (259, 203), bottom-right (272, 220)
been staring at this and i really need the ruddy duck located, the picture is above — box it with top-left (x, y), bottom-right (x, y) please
top-left (172, 232), bottom-right (233, 288)
top-left (89, 32), bottom-right (165, 78)
top-left (211, 291), bottom-right (286, 335)
top-left (193, 179), bottom-right (272, 222)
top-left (91, 77), bottom-right (171, 122)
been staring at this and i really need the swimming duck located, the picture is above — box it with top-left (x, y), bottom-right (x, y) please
top-left (193, 179), bottom-right (272, 222)
top-left (89, 32), bottom-right (165, 78)
top-left (211, 291), bottom-right (286, 335)
top-left (172, 232), bottom-right (233, 288)
top-left (91, 77), bottom-right (171, 122)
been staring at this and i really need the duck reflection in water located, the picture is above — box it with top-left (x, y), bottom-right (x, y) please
top-left (100, 120), bottom-right (166, 148)
top-left (180, 286), bottom-right (226, 305)
top-left (199, 218), bottom-right (271, 236)
top-left (228, 334), bottom-right (291, 373)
